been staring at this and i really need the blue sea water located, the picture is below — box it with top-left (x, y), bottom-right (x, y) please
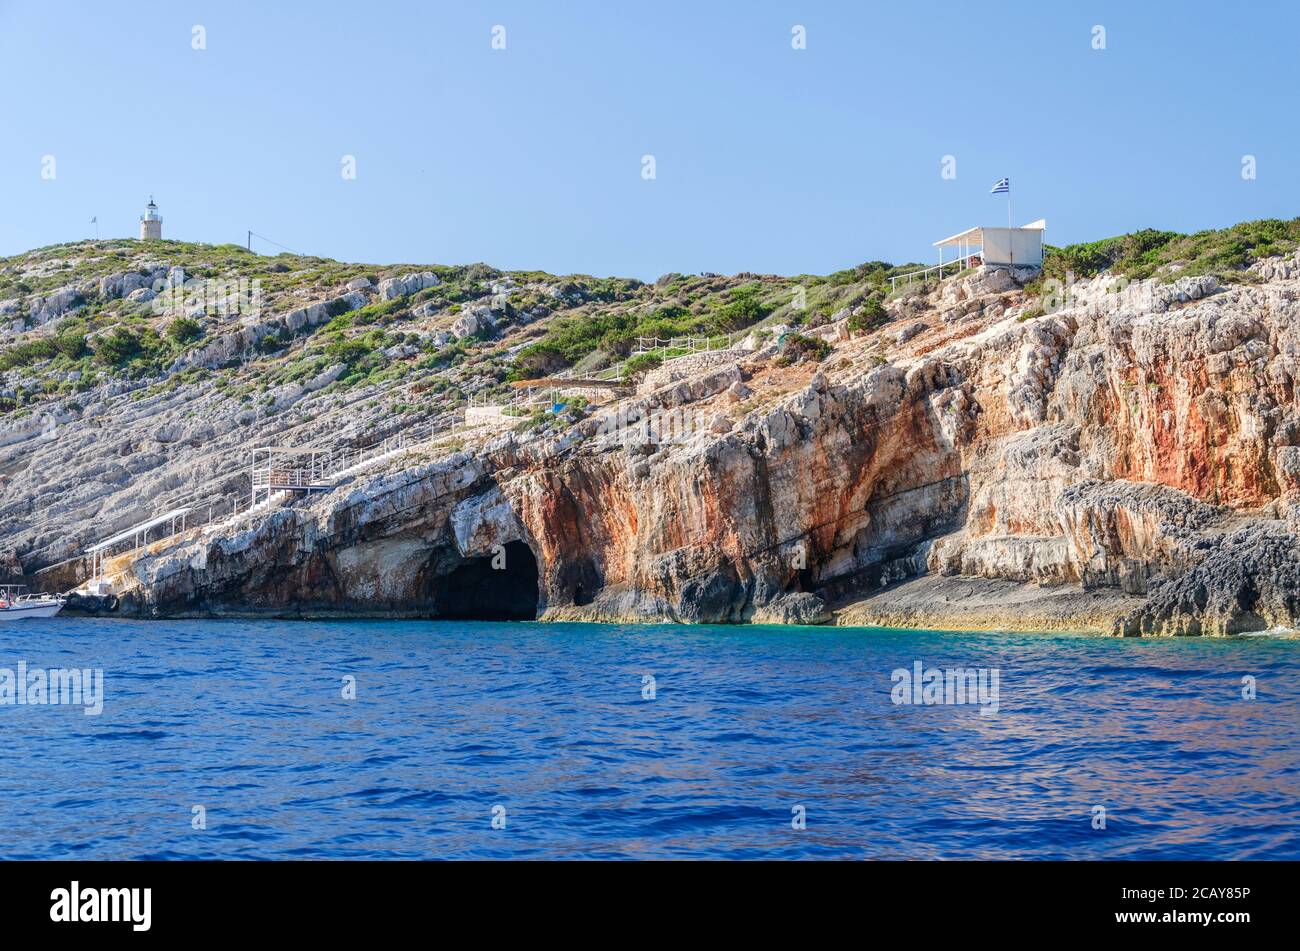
top-left (0, 618), bottom-right (1296, 860)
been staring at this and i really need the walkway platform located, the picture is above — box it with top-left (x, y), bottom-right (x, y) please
top-left (85, 507), bottom-right (193, 578)
top-left (86, 507), bottom-right (193, 555)
top-left (509, 377), bottom-right (629, 390)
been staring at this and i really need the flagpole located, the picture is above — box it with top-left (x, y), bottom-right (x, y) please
top-left (1007, 186), bottom-right (1013, 269)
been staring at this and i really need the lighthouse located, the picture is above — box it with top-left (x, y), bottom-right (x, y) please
top-left (139, 196), bottom-right (162, 240)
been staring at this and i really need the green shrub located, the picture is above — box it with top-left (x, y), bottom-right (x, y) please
top-left (54, 331), bottom-right (88, 359)
top-left (847, 296), bottom-right (888, 335)
top-left (257, 332), bottom-right (286, 354)
top-left (327, 297), bottom-right (356, 318)
top-left (94, 328), bottom-right (143, 366)
top-left (325, 338), bottom-right (371, 366)
top-left (622, 352), bottom-right (663, 380)
top-left (714, 284), bottom-right (772, 331)
top-left (781, 333), bottom-right (832, 364)
top-left (340, 297), bottom-right (404, 326)
top-left (324, 329), bottom-right (387, 369)
top-left (510, 297), bottom-right (722, 373)
top-left (511, 343), bottom-right (568, 379)
top-left (828, 261), bottom-right (893, 287)
top-left (1040, 219), bottom-right (1300, 284)
top-left (166, 316), bottom-right (203, 344)
top-left (0, 339), bottom-right (57, 371)
top-left (1041, 229), bottom-right (1179, 283)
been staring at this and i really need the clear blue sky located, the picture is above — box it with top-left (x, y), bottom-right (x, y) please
top-left (2, 0), bottom-right (1295, 279)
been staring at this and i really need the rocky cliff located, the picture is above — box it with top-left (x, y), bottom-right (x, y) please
top-left (7, 229), bottom-right (1300, 635)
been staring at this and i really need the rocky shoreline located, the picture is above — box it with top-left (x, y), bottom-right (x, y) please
top-left (9, 240), bottom-right (1300, 637)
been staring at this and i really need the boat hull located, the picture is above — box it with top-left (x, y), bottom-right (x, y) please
top-left (0, 602), bottom-right (64, 619)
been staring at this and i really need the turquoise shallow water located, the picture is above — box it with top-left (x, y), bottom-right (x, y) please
top-left (0, 618), bottom-right (1296, 859)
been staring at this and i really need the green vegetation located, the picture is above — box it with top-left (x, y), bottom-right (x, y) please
top-left (327, 296), bottom-right (401, 327)
top-left (0, 338), bottom-right (58, 371)
top-left (0, 319), bottom-right (90, 371)
top-left (4, 219), bottom-right (1299, 421)
top-left (1039, 218), bottom-right (1300, 285)
top-left (713, 283), bottom-right (773, 331)
top-left (511, 343), bottom-right (567, 379)
top-left (54, 329), bottom-right (88, 359)
top-left (94, 327), bottom-right (144, 366)
top-left (88, 322), bottom-right (185, 376)
top-left (846, 295), bottom-right (889, 335)
top-left (621, 352), bottom-right (663, 380)
top-left (166, 316), bottom-right (203, 344)
top-left (257, 332), bottom-right (287, 354)
top-left (512, 284), bottom-right (777, 379)
top-left (807, 260), bottom-right (925, 290)
top-left (325, 329), bottom-right (388, 369)
top-left (779, 333), bottom-right (832, 365)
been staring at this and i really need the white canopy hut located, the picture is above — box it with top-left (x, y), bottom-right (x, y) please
top-left (933, 219), bottom-right (1046, 269)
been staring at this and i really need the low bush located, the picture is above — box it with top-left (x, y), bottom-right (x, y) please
top-left (780, 332), bottom-right (832, 364)
top-left (621, 352), bottom-right (663, 380)
top-left (166, 316), bottom-right (203, 344)
top-left (847, 296), bottom-right (889, 335)
top-left (94, 328), bottom-right (144, 366)
top-left (0, 339), bottom-right (57, 371)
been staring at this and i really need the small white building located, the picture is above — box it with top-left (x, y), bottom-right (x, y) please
top-left (933, 219), bottom-right (1046, 269)
top-left (139, 196), bottom-right (162, 240)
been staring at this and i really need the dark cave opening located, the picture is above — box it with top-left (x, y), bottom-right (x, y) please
top-left (436, 541), bottom-right (540, 621)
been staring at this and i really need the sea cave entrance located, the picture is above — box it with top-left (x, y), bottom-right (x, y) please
top-left (436, 541), bottom-right (540, 621)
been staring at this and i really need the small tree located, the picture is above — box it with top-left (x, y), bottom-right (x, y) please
top-left (54, 332), bottom-right (88, 359)
top-left (166, 316), bottom-right (203, 345)
top-left (780, 333), bottom-right (832, 364)
top-left (847, 296), bottom-right (889, 336)
top-left (621, 352), bottom-right (663, 381)
top-left (512, 343), bottom-right (568, 380)
top-left (94, 328), bottom-right (143, 366)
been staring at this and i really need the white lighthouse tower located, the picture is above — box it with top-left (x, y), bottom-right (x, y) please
top-left (139, 196), bottom-right (162, 240)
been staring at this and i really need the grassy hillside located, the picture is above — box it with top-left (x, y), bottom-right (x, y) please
top-left (1, 217), bottom-right (1295, 424)
top-left (1038, 218), bottom-right (1300, 285)
top-left (0, 239), bottom-right (917, 422)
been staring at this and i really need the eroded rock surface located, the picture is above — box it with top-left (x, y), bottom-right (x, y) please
top-left (10, 249), bottom-right (1300, 635)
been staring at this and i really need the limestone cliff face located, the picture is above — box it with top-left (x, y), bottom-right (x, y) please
top-left (501, 360), bottom-right (967, 623)
top-left (96, 256), bottom-right (1300, 635)
top-left (122, 457), bottom-right (491, 616)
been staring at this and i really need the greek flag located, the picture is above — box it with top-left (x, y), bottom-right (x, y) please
top-left (990, 177), bottom-right (1009, 194)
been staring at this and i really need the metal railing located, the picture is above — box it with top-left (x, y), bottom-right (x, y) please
top-left (552, 364), bottom-right (624, 382)
top-left (252, 468), bottom-right (332, 490)
top-left (631, 330), bottom-right (745, 355)
top-left (72, 325), bottom-right (756, 583)
top-left (80, 417), bottom-right (463, 580)
top-left (889, 253), bottom-right (980, 292)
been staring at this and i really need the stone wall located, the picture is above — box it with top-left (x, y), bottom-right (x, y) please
top-left (639, 350), bottom-right (741, 393)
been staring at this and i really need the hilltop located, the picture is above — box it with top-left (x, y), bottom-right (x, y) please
top-left (5, 218), bottom-right (1300, 635)
top-left (0, 236), bottom-right (918, 570)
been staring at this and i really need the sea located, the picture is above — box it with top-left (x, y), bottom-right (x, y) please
top-left (1, 618), bottom-right (1296, 859)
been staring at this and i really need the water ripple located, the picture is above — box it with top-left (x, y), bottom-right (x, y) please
top-left (0, 618), bottom-right (1297, 859)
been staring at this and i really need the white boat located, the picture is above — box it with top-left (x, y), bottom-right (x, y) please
top-left (0, 585), bottom-right (66, 619)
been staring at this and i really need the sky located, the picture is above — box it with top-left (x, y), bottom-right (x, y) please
top-left (1, 0), bottom-right (1296, 279)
